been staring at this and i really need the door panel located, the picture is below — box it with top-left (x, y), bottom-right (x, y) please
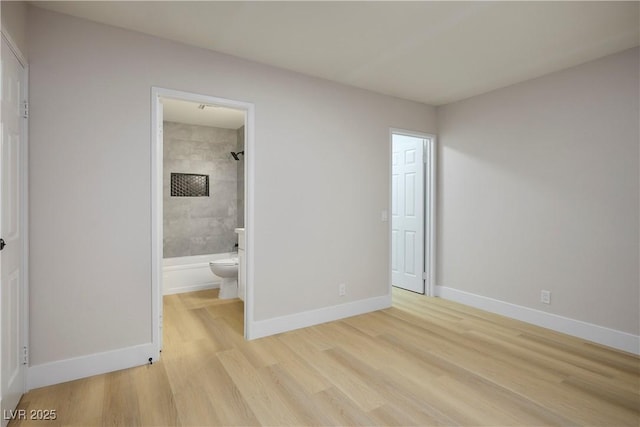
top-left (2, 271), bottom-right (19, 383)
top-left (404, 172), bottom-right (416, 217)
top-left (1, 36), bottom-right (26, 420)
top-left (391, 230), bottom-right (398, 272)
top-left (404, 231), bottom-right (416, 275)
top-left (391, 134), bottom-right (425, 293)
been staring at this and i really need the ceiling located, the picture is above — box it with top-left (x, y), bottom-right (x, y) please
top-left (162, 98), bottom-right (245, 129)
top-left (32, 1), bottom-right (639, 106)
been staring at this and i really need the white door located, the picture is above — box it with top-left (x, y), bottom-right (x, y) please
top-left (0, 35), bottom-right (27, 419)
top-left (392, 134), bottom-right (425, 293)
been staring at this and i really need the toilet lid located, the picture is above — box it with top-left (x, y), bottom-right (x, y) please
top-left (211, 258), bottom-right (238, 266)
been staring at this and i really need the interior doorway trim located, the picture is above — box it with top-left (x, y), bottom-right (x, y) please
top-left (151, 87), bottom-right (255, 353)
top-left (389, 128), bottom-right (437, 297)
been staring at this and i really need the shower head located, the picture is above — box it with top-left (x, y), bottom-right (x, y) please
top-left (231, 151), bottom-right (245, 161)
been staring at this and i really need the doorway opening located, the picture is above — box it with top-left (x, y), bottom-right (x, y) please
top-left (151, 88), bottom-right (255, 356)
top-left (390, 129), bottom-right (436, 296)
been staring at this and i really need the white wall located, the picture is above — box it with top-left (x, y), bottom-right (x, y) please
top-left (437, 48), bottom-right (639, 335)
top-left (1, 0), bottom-right (28, 57)
top-left (27, 7), bottom-right (435, 366)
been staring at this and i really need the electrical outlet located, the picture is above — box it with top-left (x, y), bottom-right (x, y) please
top-left (540, 290), bottom-right (551, 304)
top-left (339, 283), bottom-right (346, 296)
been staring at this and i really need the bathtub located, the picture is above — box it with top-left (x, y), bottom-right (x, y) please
top-left (162, 253), bottom-right (236, 295)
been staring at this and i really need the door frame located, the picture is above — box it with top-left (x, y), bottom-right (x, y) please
top-left (0, 29), bottom-right (29, 407)
top-left (389, 128), bottom-right (436, 297)
top-left (151, 87), bottom-right (255, 354)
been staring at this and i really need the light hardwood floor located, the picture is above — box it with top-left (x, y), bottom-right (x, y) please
top-left (11, 288), bottom-right (640, 426)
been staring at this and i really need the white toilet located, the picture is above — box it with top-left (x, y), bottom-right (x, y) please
top-left (209, 258), bottom-right (239, 299)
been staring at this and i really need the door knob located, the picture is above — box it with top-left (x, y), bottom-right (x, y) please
top-left (0, 239), bottom-right (5, 251)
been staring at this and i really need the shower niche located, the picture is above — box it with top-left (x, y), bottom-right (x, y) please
top-left (170, 173), bottom-right (210, 197)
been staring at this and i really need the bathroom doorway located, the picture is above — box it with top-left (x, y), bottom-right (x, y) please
top-left (390, 129), bottom-right (436, 297)
top-left (151, 88), bottom-right (255, 355)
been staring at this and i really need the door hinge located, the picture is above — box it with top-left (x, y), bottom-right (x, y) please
top-left (422, 272), bottom-right (428, 280)
top-left (22, 101), bottom-right (29, 119)
top-left (22, 346), bottom-right (28, 365)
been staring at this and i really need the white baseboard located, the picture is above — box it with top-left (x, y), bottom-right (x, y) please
top-left (435, 286), bottom-right (639, 355)
top-left (27, 343), bottom-right (158, 390)
top-left (248, 294), bottom-right (392, 340)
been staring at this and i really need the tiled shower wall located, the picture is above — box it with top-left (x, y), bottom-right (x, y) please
top-left (163, 121), bottom-right (239, 258)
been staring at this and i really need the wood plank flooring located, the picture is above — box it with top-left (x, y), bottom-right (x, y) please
top-left (11, 288), bottom-right (640, 426)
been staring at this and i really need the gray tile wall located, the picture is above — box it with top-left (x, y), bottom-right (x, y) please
top-left (163, 121), bottom-right (239, 258)
top-left (237, 125), bottom-right (245, 228)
